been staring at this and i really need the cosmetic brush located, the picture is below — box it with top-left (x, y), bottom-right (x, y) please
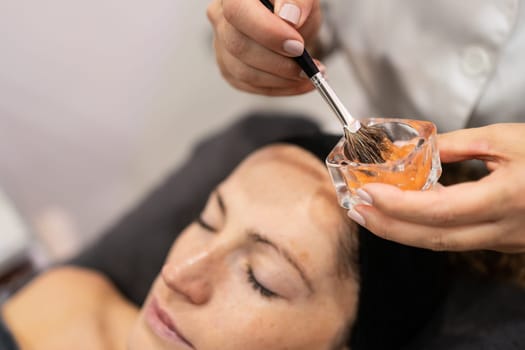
top-left (260, 0), bottom-right (391, 163)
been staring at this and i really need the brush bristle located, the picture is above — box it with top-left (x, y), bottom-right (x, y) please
top-left (344, 125), bottom-right (392, 163)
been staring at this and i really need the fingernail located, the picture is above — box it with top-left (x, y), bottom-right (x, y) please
top-left (283, 39), bottom-right (304, 56)
top-left (356, 189), bottom-right (373, 205)
top-left (279, 3), bottom-right (301, 25)
top-left (347, 209), bottom-right (366, 226)
top-left (299, 70), bottom-right (308, 79)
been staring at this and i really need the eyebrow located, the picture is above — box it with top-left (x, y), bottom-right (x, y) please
top-left (248, 232), bottom-right (314, 294)
top-left (216, 190), bottom-right (314, 293)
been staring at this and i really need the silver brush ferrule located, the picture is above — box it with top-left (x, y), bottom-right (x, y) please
top-left (310, 72), bottom-right (361, 133)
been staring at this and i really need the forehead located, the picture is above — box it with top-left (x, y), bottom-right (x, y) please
top-left (230, 144), bottom-right (340, 220)
top-left (221, 144), bottom-right (348, 279)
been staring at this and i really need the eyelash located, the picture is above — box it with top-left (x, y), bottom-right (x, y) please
top-left (247, 266), bottom-right (278, 299)
top-left (196, 216), bottom-right (217, 232)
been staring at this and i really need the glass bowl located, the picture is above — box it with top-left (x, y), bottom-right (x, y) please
top-left (325, 118), bottom-right (442, 209)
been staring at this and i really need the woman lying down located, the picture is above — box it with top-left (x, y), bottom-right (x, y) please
top-left (0, 133), bottom-right (445, 350)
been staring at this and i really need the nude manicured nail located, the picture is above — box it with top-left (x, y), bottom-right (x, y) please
top-left (356, 189), bottom-right (373, 205)
top-left (347, 209), bottom-right (366, 226)
top-left (283, 39), bottom-right (304, 56)
top-left (279, 3), bottom-right (301, 25)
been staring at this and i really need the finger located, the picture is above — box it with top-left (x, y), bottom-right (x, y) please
top-left (228, 75), bottom-right (315, 96)
top-left (216, 18), bottom-right (306, 80)
top-left (273, 0), bottom-right (318, 28)
top-left (351, 204), bottom-right (502, 251)
top-left (216, 44), bottom-right (314, 95)
top-left (359, 179), bottom-right (506, 227)
top-left (206, 0), bottom-right (222, 27)
top-left (221, 0), bottom-right (307, 57)
top-left (214, 37), bottom-right (314, 94)
top-left (437, 126), bottom-right (499, 163)
top-left (217, 44), bottom-right (309, 89)
top-left (294, 1), bottom-right (322, 41)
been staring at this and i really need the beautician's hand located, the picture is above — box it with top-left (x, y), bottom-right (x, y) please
top-left (207, 0), bottom-right (323, 96)
top-left (348, 123), bottom-right (525, 253)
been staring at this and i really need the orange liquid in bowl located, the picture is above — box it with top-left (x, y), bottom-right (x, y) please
top-left (347, 139), bottom-right (433, 191)
top-left (326, 118), bottom-right (442, 209)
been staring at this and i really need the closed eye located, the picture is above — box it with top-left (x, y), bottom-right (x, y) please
top-left (247, 266), bottom-right (278, 299)
top-left (195, 191), bottom-right (225, 233)
top-left (196, 216), bottom-right (217, 232)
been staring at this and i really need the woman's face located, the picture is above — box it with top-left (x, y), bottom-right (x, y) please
top-left (129, 145), bottom-right (359, 350)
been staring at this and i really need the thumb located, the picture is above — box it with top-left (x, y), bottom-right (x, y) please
top-left (273, 0), bottom-right (317, 28)
top-left (437, 126), bottom-right (497, 163)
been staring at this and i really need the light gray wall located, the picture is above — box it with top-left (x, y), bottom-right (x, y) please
top-left (0, 0), bottom-right (351, 263)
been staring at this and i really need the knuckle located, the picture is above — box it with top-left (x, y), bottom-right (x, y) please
top-left (229, 79), bottom-right (251, 93)
top-left (228, 75), bottom-right (269, 95)
top-left (274, 58), bottom-right (302, 78)
top-left (260, 84), bottom-right (306, 96)
top-left (499, 180), bottom-right (523, 212)
top-left (429, 233), bottom-right (455, 251)
top-left (216, 59), bottom-right (237, 87)
top-left (234, 65), bottom-right (257, 85)
top-left (223, 30), bottom-right (249, 58)
top-left (217, 64), bottom-right (231, 81)
top-left (221, 0), bottom-right (242, 24)
top-left (366, 221), bottom-right (391, 241)
top-left (259, 86), bottom-right (281, 96)
top-left (429, 234), bottom-right (445, 251)
top-left (378, 227), bottom-right (391, 241)
top-left (206, 2), bottom-right (216, 24)
top-left (214, 51), bottom-right (228, 77)
top-left (207, 0), bottom-right (225, 27)
top-left (475, 181), bottom-right (514, 222)
top-left (215, 41), bottom-right (253, 87)
top-left (428, 205), bottom-right (456, 225)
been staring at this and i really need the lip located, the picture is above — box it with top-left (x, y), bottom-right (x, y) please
top-left (145, 297), bottom-right (194, 348)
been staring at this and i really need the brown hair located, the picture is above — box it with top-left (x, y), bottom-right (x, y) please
top-left (335, 218), bottom-right (360, 280)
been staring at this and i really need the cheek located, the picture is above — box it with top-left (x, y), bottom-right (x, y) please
top-left (200, 297), bottom-right (343, 350)
top-left (201, 303), bottom-right (296, 349)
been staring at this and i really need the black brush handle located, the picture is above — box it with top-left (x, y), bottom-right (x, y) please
top-left (259, 0), bottom-right (319, 78)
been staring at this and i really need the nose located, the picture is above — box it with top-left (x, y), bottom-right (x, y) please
top-left (161, 250), bottom-right (216, 305)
